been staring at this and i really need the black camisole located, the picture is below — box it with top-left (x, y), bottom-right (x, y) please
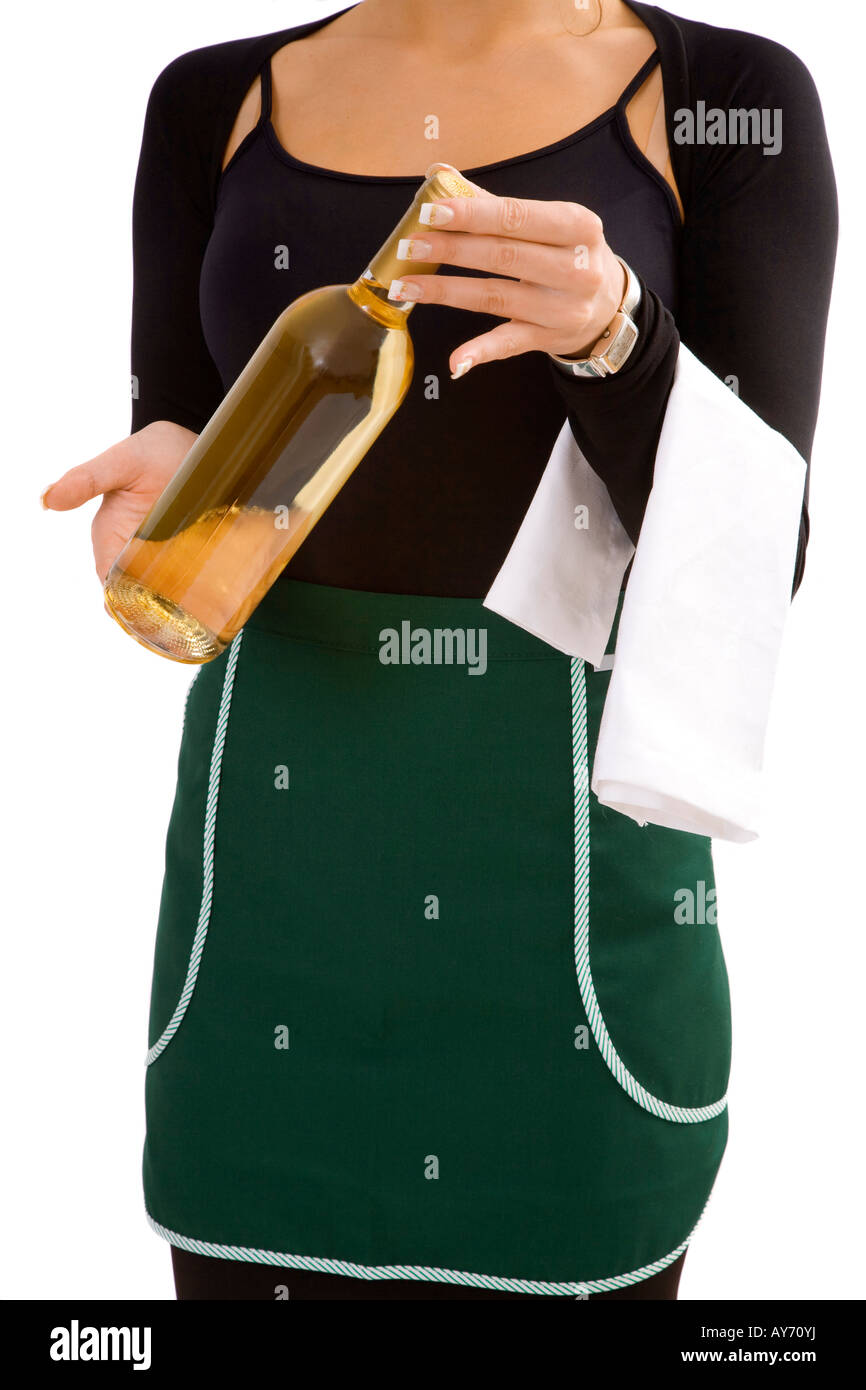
top-left (198, 47), bottom-right (680, 597)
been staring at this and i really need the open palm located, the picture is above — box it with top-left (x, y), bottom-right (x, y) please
top-left (42, 421), bottom-right (198, 582)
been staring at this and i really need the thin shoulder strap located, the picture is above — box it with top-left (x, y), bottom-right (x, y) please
top-left (617, 48), bottom-right (661, 110)
top-left (644, 84), bottom-right (669, 169)
top-left (259, 56), bottom-right (274, 122)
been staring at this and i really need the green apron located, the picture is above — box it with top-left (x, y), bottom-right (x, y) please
top-left (143, 577), bottom-right (731, 1295)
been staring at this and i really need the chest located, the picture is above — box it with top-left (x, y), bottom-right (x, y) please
top-left (269, 29), bottom-right (665, 179)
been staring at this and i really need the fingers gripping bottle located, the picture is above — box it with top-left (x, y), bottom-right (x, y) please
top-left (104, 163), bottom-right (478, 663)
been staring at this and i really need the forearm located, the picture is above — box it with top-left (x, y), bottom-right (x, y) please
top-left (546, 274), bottom-right (679, 550)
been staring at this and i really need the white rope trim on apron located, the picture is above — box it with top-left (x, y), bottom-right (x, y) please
top-left (145, 631), bottom-right (245, 1067)
top-left (570, 657), bottom-right (728, 1124)
top-left (145, 1198), bottom-right (711, 1296)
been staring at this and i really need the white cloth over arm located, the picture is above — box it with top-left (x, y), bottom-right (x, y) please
top-left (483, 344), bottom-right (806, 842)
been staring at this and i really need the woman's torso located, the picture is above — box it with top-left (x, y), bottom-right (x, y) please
top-left (199, 4), bottom-right (682, 596)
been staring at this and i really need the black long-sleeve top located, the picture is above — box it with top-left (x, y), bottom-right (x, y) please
top-left (129, 0), bottom-right (838, 600)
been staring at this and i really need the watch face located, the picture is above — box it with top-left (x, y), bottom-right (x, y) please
top-left (600, 315), bottom-right (639, 373)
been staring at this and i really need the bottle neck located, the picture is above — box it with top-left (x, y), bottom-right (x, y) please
top-left (348, 163), bottom-right (479, 329)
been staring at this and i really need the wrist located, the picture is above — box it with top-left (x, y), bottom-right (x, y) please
top-left (548, 257), bottom-right (641, 379)
top-left (557, 255), bottom-right (628, 360)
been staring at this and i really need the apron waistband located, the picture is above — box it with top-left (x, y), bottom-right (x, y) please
top-left (244, 577), bottom-right (577, 661)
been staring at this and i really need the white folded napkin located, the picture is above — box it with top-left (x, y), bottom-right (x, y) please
top-left (483, 344), bottom-right (807, 842)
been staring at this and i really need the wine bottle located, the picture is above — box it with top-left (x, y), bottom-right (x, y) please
top-left (103, 162), bottom-right (478, 663)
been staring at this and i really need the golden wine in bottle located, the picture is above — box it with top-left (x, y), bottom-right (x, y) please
top-left (104, 162), bottom-right (478, 663)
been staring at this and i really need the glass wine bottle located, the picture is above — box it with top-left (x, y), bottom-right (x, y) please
top-left (103, 162), bottom-right (478, 663)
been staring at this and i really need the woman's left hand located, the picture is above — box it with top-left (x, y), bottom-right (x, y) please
top-left (388, 182), bottom-right (628, 378)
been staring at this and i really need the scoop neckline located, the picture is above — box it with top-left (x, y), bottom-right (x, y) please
top-left (257, 1), bottom-right (662, 185)
top-left (263, 100), bottom-right (638, 185)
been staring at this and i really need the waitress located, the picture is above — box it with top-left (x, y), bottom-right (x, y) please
top-left (43, 0), bottom-right (837, 1299)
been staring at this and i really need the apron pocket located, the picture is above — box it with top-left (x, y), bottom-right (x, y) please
top-left (573, 657), bottom-right (731, 1121)
top-left (146, 635), bottom-right (244, 1065)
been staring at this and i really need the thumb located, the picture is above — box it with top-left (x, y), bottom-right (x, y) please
top-left (41, 438), bottom-right (135, 512)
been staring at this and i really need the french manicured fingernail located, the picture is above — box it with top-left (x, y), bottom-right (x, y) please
top-left (396, 237), bottom-right (433, 260)
top-left (40, 483), bottom-right (53, 508)
top-left (451, 357), bottom-right (474, 380)
top-left (388, 278), bottom-right (422, 301)
top-left (419, 202), bottom-right (454, 226)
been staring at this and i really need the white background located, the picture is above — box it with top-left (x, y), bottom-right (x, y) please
top-left (1, 0), bottom-right (861, 1300)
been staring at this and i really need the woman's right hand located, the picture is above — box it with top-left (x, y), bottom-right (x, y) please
top-left (41, 420), bottom-right (199, 583)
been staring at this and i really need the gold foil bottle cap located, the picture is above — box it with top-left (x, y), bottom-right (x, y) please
top-left (363, 163), bottom-right (482, 308)
top-left (422, 162), bottom-right (481, 199)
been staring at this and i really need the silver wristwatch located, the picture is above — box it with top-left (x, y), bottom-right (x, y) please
top-left (548, 257), bottom-right (642, 379)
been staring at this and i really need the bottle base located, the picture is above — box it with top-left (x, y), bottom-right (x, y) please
top-left (103, 575), bottom-right (225, 664)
